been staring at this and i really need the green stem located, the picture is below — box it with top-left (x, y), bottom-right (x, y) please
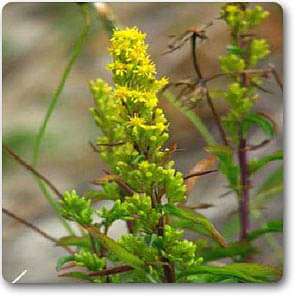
top-left (32, 4), bottom-right (91, 166)
top-left (31, 4), bottom-right (91, 235)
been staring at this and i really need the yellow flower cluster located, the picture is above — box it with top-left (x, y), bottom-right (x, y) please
top-left (114, 86), bottom-right (158, 109)
top-left (90, 27), bottom-right (186, 204)
top-left (106, 27), bottom-right (170, 153)
top-left (108, 27), bottom-right (168, 90)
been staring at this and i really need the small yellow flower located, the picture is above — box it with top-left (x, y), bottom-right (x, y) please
top-left (129, 115), bottom-right (145, 127)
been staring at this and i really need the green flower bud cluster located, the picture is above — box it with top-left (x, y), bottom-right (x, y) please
top-left (114, 160), bottom-right (185, 203)
top-left (224, 83), bottom-right (256, 121)
top-left (74, 249), bottom-right (105, 272)
top-left (219, 4), bottom-right (270, 71)
top-left (162, 225), bottom-right (201, 267)
top-left (222, 82), bottom-right (256, 142)
top-left (99, 193), bottom-right (160, 232)
top-left (249, 39), bottom-right (270, 67)
top-left (220, 53), bottom-right (245, 74)
top-left (116, 227), bottom-right (201, 269)
top-left (220, 4), bottom-right (269, 35)
top-left (59, 190), bottom-right (93, 225)
top-left (118, 234), bottom-right (159, 263)
top-left (100, 181), bottom-right (121, 201)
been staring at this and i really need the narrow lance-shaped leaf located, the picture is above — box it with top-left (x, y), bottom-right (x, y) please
top-left (249, 150), bottom-right (283, 175)
top-left (178, 263), bottom-right (281, 283)
top-left (56, 235), bottom-right (92, 249)
top-left (206, 145), bottom-right (240, 191)
top-left (56, 255), bottom-right (75, 271)
top-left (247, 220), bottom-right (283, 241)
top-left (86, 226), bottom-right (145, 270)
top-left (242, 112), bottom-right (276, 138)
top-left (163, 203), bottom-right (227, 247)
top-left (221, 213), bottom-right (240, 242)
top-left (197, 242), bottom-right (254, 262)
top-left (254, 165), bottom-right (283, 205)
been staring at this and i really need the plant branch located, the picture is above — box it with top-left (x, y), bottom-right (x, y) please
top-left (245, 139), bottom-right (271, 151)
top-left (89, 141), bottom-right (100, 153)
top-left (2, 208), bottom-right (73, 254)
top-left (190, 32), bottom-right (229, 145)
top-left (102, 170), bottom-right (135, 196)
top-left (206, 91), bottom-right (229, 145)
top-left (191, 33), bottom-right (203, 79)
top-left (269, 64), bottom-right (283, 92)
top-left (206, 66), bottom-right (283, 93)
top-left (184, 169), bottom-right (218, 180)
top-left (88, 265), bottom-right (133, 277)
top-left (3, 144), bottom-right (63, 199)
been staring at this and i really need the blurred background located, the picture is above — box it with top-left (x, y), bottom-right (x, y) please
top-left (2, 2), bottom-right (283, 283)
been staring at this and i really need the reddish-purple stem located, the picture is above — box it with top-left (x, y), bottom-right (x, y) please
top-left (238, 138), bottom-right (250, 240)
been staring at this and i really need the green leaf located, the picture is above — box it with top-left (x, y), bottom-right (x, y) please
top-left (247, 220), bottom-right (283, 241)
top-left (242, 112), bottom-right (275, 138)
top-left (249, 150), bottom-right (283, 174)
top-left (171, 218), bottom-right (208, 236)
top-left (222, 213), bottom-right (240, 242)
top-left (164, 91), bottom-right (216, 145)
top-left (86, 226), bottom-right (145, 270)
top-left (56, 255), bottom-right (75, 271)
top-left (206, 145), bottom-right (239, 190)
top-left (59, 271), bottom-right (94, 282)
top-left (180, 273), bottom-right (241, 283)
top-left (178, 263), bottom-right (281, 283)
top-left (164, 204), bottom-right (227, 247)
top-left (56, 235), bottom-right (92, 249)
top-left (227, 44), bottom-right (244, 56)
top-left (255, 165), bottom-right (283, 204)
top-left (197, 242), bottom-right (254, 262)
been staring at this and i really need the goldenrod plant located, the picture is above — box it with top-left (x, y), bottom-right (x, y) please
top-left (209, 4), bottom-right (283, 241)
top-left (54, 26), bottom-right (281, 283)
top-left (3, 3), bottom-right (283, 284)
top-left (165, 2), bottom-right (283, 261)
